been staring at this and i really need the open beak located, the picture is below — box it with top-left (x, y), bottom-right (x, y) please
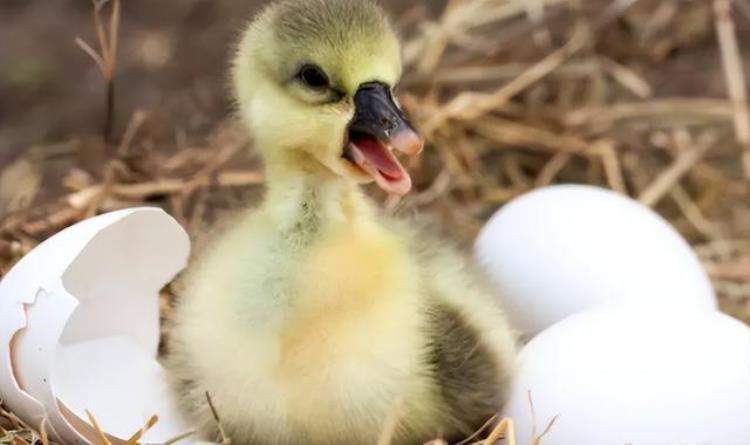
top-left (343, 82), bottom-right (424, 196)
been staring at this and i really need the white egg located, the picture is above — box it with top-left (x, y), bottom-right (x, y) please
top-left (474, 185), bottom-right (716, 336)
top-left (502, 307), bottom-right (750, 445)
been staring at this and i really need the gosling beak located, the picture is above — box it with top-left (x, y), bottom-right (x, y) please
top-left (344, 81), bottom-right (424, 196)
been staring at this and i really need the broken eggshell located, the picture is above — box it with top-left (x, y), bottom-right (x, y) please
top-left (0, 208), bottom-right (191, 444)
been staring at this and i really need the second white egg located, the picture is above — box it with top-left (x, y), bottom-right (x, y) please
top-left (502, 307), bottom-right (750, 445)
top-left (474, 185), bottom-right (716, 336)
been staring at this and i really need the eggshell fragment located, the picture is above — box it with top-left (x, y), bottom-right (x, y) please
top-left (53, 337), bottom-right (186, 442)
top-left (0, 208), bottom-right (191, 444)
top-left (474, 185), bottom-right (717, 336)
top-left (502, 307), bottom-right (750, 445)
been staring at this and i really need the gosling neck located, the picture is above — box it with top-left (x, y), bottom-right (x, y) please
top-left (261, 150), bottom-right (374, 231)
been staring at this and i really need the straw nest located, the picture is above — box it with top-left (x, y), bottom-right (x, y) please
top-left (2, 0), bottom-right (750, 443)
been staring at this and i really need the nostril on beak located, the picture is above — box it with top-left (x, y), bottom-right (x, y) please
top-left (381, 117), bottom-right (396, 136)
top-left (351, 81), bottom-right (418, 143)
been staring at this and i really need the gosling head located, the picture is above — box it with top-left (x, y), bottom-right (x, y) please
top-left (233, 0), bottom-right (423, 196)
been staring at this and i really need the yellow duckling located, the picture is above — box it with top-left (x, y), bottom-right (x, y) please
top-left (167, 0), bottom-right (517, 443)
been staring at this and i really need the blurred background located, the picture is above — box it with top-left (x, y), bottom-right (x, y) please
top-left (1, 0), bottom-right (749, 326)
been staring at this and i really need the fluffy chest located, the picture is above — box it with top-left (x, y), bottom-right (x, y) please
top-left (178, 216), bottom-right (436, 440)
top-left (292, 225), bottom-right (408, 307)
top-left (278, 225), bottom-right (421, 368)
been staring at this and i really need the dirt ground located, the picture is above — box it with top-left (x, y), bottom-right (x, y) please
top-left (0, 0), bottom-right (421, 164)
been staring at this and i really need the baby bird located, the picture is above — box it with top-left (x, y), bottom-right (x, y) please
top-left (167, 0), bottom-right (517, 443)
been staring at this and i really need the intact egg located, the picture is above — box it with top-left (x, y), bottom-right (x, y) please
top-left (502, 307), bottom-right (750, 445)
top-left (474, 185), bottom-right (716, 336)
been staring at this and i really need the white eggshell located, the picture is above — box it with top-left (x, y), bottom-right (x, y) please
top-left (0, 208), bottom-right (191, 444)
top-left (53, 337), bottom-right (187, 442)
top-left (474, 185), bottom-right (716, 336)
top-left (502, 307), bottom-right (750, 445)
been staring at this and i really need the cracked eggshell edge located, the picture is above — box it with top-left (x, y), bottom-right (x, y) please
top-left (0, 208), bottom-right (191, 444)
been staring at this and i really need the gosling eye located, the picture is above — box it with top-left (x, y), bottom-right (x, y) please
top-left (297, 64), bottom-right (330, 90)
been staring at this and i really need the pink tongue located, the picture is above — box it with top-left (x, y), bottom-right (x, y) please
top-left (350, 135), bottom-right (405, 179)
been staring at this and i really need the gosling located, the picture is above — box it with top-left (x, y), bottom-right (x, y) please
top-left (167, 1), bottom-right (517, 444)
